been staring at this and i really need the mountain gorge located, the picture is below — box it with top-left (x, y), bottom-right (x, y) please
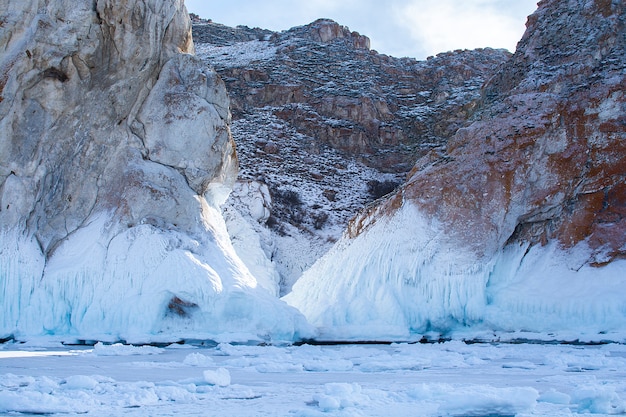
top-left (192, 19), bottom-right (510, 290)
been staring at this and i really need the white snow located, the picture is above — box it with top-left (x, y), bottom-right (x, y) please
top-left (195, 40), bottom-right (278, 68)
top-left (284, 201), bottom-right (626, 342)
top-left (183, 352), bottom-right (215, 367)
top-left (0, 341), bottom-right (625, 416)
top-left (90, 342), bottom-right (163, 356)
top-left (222, 181), bottom-right (282, 297)
top-left (203, 367), bottom-right (231, 386)
top-left (224, 110), bottom-right (405, 294)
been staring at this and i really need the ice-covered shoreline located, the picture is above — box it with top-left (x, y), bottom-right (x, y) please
top-left (1, 340), bottom-right (625, 416)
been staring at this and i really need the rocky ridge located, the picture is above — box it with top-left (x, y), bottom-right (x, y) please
top-left (373, 0), bottom-right (626, 263)
top-left (195, 18), bottom-right (510, 172)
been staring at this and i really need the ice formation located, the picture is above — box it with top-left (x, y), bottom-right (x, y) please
top-left (284, 201), bottom-right (626, 341)
top-left (1, 341), bottom-right (625, 416)
top-left (0, 205), bottom-right (312, 343)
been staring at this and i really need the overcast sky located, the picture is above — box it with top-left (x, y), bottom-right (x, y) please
top-left (185, 0), bottom-right (539, 60)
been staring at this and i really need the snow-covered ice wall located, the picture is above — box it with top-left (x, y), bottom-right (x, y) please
top-left (285, 0), bottom-right (626, 341)
top-left (284, 202), bottom-right (626, 341)
top-left (0, 0), bottom-right (311, 343)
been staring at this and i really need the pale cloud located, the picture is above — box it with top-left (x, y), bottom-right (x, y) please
top-left (392, 0), bottom-right (537, 58)
top-left (184, 0), bottom-right (538, 60)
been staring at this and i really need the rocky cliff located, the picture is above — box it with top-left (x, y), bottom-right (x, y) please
top-left (0, 0), bottom-right (310, 343)
top-left (195, 18), bottom-right (510, 172)
top-left (285, 0), bottom-right (626, 341)
top-left (376, 0), bottom-right (626, 267)
top-left (192, 19), bottom-right (510, 291)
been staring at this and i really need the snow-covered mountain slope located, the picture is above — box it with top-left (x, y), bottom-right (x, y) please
top-left (284, 0), bottom-right (626, 341)
top-left (192, 19), bottom-right (509, 291)
top-left (0, 0), bottom-right (311, 343)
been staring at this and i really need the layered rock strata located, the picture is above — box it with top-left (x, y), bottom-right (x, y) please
top-left (194, 18), bottom-right (510, 173)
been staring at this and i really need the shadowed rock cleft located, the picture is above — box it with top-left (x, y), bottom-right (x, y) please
top-left (42, 67), bottom-right (68, 82)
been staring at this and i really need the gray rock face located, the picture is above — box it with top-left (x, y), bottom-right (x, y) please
top-left (0, 0), bottom-right (309, 342)
top-left (0, 0), bottom-right (232, 251)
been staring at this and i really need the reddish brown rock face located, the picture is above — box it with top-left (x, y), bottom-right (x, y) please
top-left (360, 0), bottom-right (625, 265)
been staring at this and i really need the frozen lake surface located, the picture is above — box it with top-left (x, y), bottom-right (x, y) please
top-left (1, 340), bottom-right (625, 416)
